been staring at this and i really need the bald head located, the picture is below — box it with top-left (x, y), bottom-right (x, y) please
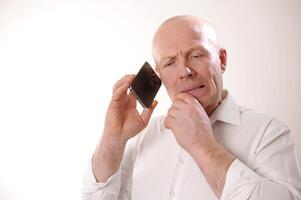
top-left (152, 15), bottom-right (220, 65)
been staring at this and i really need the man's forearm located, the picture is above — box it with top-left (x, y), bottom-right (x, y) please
top-left (92, 134), bottom-right (127, 183)
top-left (189, 137), bottom-right (235, 199)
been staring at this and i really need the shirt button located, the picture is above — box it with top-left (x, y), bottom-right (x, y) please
top-left (179, 156), bottom-right (184, 164)
top-left (169, 190), bottom-right (176, 199)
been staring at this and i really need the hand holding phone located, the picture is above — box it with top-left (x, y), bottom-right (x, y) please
top-left (92, 64), bottom-right (160, 183)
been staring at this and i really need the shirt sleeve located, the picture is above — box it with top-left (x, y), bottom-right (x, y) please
top-left (221, 118), bottom-right (301, 200)
top-left (82, 159), bottom-right (122, 200)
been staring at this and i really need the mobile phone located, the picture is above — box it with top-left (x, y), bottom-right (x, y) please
top-left (130, 62), bottom-right (162, 108)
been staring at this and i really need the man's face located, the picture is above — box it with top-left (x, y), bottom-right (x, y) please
top-left (153, 21), bottom-right (226, 113)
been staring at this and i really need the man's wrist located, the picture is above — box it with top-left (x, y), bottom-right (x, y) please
top-left (91, 133), bottom-right (128, 182)
top-left (188, 138), bottom-right (235, 198)
top-left (189, 137), bottom-right (235, 170)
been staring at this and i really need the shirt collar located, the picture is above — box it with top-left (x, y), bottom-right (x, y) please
top-left (209, 90), bottom-right (241, 126)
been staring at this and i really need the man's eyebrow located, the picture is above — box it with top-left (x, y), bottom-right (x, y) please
top-left (159, 55), bottom-right (176, 64)
top-left (186, 46), bottom-right (208, 53)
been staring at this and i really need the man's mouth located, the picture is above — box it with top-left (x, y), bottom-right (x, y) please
top-left (182, 85), bottom-right (206, 93)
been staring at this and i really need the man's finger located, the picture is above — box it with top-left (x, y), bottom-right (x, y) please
top-left (164, 115), bottom-right (172, 129)
top-left (128, 89), bottom-right (137, 107)
top-left (171, 99), bottom-right (187, 109)
top-left (175, 92), bottom-right (197, 104)
top-left (112, 74), bottom-right (135, 93)
top-left (167, 106), bottom-right (178, 118)
top-left (112, 82), bottom-right (130, 101)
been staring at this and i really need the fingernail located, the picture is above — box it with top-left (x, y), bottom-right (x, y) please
top-left (152, 100), bottom-right (158, 108)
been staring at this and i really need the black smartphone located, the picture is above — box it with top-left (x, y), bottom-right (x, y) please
top-left (130, 62), bottom-right (162, 108)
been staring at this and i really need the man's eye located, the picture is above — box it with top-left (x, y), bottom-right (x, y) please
top-left (164, 61), bottom-right (174, 67)
top-left (191, 54), bottom-right (203, 59)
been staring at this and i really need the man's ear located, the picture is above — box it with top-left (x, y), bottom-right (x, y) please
top-left (219, 48), bottom-right (227, 73)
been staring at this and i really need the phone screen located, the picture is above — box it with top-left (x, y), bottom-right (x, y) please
top-left (130, 62), bottom-right (162, 108)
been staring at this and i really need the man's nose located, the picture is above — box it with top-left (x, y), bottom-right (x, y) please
top-left (179, 65), bottom-right (195, 79)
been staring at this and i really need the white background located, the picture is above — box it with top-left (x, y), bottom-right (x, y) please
top-left (0, 0), bottom-right (300, 199)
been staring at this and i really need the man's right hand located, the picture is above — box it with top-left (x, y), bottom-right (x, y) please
top-left (92, 74), bottom-right (158, 182)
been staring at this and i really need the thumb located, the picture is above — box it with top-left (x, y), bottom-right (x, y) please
top-left (141, 100), bottom-right (158, 126)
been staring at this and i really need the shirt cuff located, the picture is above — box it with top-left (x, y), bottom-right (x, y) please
top-left (220, 159), bottom-right (261, 200)
top-left (82, 159), bottom-right (121, 195)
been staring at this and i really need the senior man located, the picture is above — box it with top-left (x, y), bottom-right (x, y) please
top-left (82, 15), bottom-right (301, 200)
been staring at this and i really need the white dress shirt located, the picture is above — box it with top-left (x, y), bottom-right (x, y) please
top-left (82, 91), bottom-right (301, 200)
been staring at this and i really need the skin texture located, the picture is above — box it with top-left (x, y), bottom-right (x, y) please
top-left (92, 15), bottom-right (235, 199)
